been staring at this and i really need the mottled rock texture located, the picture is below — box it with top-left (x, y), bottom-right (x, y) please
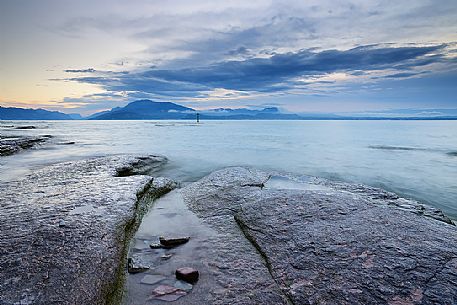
top-left (183, 167), bottom-right (457, 305)
top-left (180, 168), bottom-right (290, 305)
top-left (2, 161), bottom-right (456, 305)
top-left (0, 135), bottom-right (52, 156)
top-left (0, 155), bottom-right (176, 305)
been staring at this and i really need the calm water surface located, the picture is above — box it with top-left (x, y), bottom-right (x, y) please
top-left (1, 120), bottom-right (456, 219)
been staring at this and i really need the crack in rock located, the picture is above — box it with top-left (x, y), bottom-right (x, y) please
top-left (0, 155), bottom-right (176, 305)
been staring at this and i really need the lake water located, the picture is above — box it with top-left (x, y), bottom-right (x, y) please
top-left (1, 120), bottom-right (456, 219)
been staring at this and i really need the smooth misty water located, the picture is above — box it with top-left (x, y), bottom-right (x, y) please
top-left (1, 120), bottom-right (456, 219)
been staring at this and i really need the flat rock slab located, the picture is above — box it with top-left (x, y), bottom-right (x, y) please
top-left (183, 167), bottom-right (457, 305)
top-left (140, 274), bottom-right (166, 285)
top-left (0, 155), bottom-right (176, 305)
top-left (181, 168), bottom-right (290, 305)
top-left (151, 285), bottom-right (187, 301)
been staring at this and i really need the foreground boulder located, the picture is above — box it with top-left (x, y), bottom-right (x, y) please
top-left (0, 155), bottom-right (176, 305)
top-left (182, 167), bottom-right (457, 305)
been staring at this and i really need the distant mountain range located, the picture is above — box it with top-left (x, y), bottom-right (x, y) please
top-left (1, 100), bottom-right (457, 120)
top-left (88, 100), bottom-right (195, 120)
top-left (0, 106), bottom-right (73, 120)
top-left (87, 100), bottom-right (303, 120)
top-left (192, 106), bottom-right (302, 120)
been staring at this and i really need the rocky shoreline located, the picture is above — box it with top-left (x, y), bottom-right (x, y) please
top-left (0, 124), bottom-right (76, 157)
top-left (180, 167), bottom-right (457, 304)
top-left (0, 134), bottom-right (52, 156)
top-left (0, 124), bottom-right (52, 157)
top-left (1, 157), bottom-right (456, 304)
top-left (0, 155), bottom-right (176, 305)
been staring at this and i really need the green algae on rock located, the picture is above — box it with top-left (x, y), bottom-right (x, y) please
top-left (0, 155), bottom-right (176, 305)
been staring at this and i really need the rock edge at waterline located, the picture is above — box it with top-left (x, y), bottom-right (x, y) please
top-left (0, 155), bottom-right (176, 305)
top-left (0, 134), bottom-right (52, 156)
top-left (181, 167), bottom-right (457, 305)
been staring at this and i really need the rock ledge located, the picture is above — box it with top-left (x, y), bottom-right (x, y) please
top-left (0, 155), bottom-right (176, 305)
top-left (182, 167), bottom-right (457, 305)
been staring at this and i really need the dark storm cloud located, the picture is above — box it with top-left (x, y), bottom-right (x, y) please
top-left (384, 72), bottom-right (428, 79)
top-left (68, 44), bottom-right (448, 96)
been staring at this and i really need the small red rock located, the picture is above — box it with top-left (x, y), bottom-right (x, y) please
top-left (176, 267), bottom-right (199, 283)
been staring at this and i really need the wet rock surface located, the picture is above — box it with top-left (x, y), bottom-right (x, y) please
top-left (0, 134), bottom-right (52, 156)
top-left (183, 167), bottom-right (456, 305)
top-left (180, 168), bottom-right (290, 305)
top-left (0, 155), bottom-right (176, 305)
top-left (123, 188), bottom-right (287, 305)
top-left (141, 274), bottom-right (166, 285)
top-left (116, 156), bottom-right (168, 177)
top-left (3, 158), bottom-right (455, 305)
top-left (312, 175), bottom-right (455, 225)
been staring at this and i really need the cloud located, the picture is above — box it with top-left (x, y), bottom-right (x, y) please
top-left (66, 43), bottom-right (450, 100)
top-left (227, 46), bottom-right (251, 56)
top-left (64, 68), bottom-right (96, 73)
top-left (383, 71), bottom-right (428, 79)
top-left (5, 0), bottom-right (455, 113)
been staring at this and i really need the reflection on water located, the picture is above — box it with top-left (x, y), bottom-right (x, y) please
top-left (1, 120), bottom-right (456, 218)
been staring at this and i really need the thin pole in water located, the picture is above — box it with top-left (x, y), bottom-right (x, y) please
top-left (196, 113), bottom-right (200, 123)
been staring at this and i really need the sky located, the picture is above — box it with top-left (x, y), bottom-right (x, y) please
top-left (0, 0), bottom-right (456, 115)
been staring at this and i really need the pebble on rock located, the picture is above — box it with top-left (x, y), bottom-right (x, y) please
top-left (175, 267), bottom-right (199, 283)
top-left (159, 236), bottom-right (190, 247)
top-left (127, 257), bottom-right (149, 274)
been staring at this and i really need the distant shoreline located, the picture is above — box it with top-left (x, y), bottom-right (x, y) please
top-left (3, 100), bottom-right (457, 121)
top-left (2, 117), bottom-right (457, 121)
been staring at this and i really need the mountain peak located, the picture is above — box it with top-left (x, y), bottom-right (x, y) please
top-left (123, 100), bottom-right (194, 112)
top-left (0, 106), bottom-right (73, 120)
top-left (89, 100), bottom-right (195, 120)
top-left (261, 107), bottom-right (279, 113)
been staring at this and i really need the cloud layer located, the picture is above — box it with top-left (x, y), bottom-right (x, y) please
top-left (66, 43), bottom-right (455, 103)
top-left (1, 0), bottom-right (456, 113)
